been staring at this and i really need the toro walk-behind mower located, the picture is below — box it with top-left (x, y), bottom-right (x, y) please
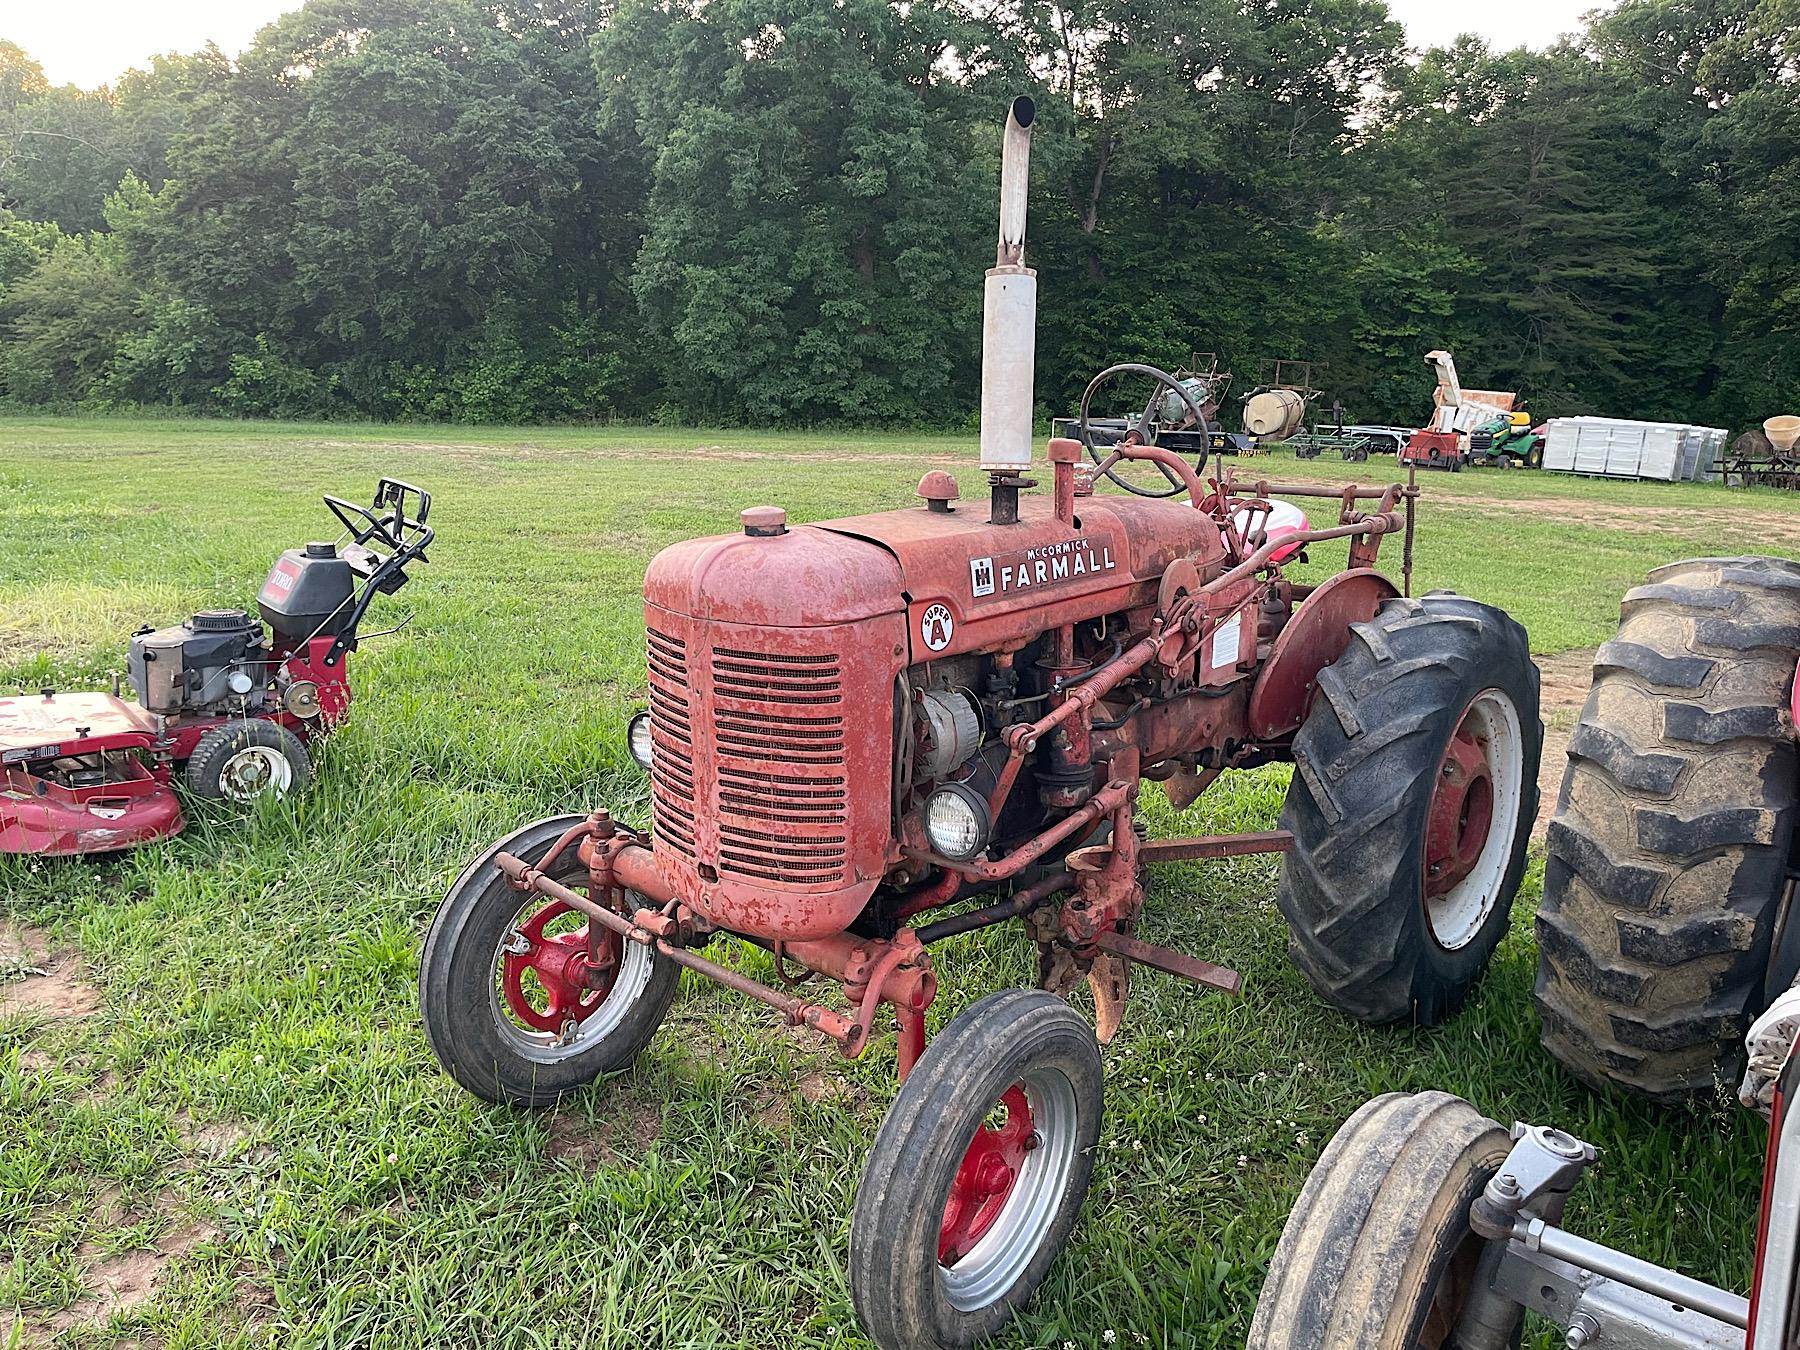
top-left (419, 98), bottom-right (1542, 1350)
top-left (1252, 555), bottom-right (1800, 1350)
top-left (0, 479), bottom-right (432, 856)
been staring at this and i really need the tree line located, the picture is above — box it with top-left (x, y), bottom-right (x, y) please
top-left (0, 0), bottom-right (1794, 431)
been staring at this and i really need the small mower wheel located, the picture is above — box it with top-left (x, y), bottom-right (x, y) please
top-left (1537, 556), bottom-right (1800, 1100)
top-left (1278, 593), bottom-right (1542, 1024)
top-left (419, 815), bottom-right (679, 1107)
top-left (849, 990), bottom-right (1103, 1350)
top-left (1249, 1091), bottom-right (1518, 1350)
top-left (184, 719), bottom-right (312, 801)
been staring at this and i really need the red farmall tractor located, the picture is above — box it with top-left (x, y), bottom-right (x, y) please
top-left (419, 99), bottom-right (1542, 1349)
top-left (0, 479), bottom-right (432, 856)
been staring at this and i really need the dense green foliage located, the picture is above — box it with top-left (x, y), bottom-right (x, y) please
top-left (0, 0), bottom-right (1795, 427)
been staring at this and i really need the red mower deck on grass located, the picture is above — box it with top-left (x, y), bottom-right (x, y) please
top-left (0, 691), bottom-right (181, 855)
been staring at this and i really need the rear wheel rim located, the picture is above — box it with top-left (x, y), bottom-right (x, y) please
top-left (1414, 1230), bottom-right (1487, 1348)
top-left (1424, 689), bottom-right (1524, 950)
top-left (488, 891), bottom-right (655, 1063)
top-left (218, 746), bottom-right (292, 801)
top-left (938, 1065), bottom-right (1080, 1313)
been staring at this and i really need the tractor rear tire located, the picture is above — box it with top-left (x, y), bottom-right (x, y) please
top-left (1249, 1091), bottom-right (1519, 1350)
top-left (1278, 593), bottom-right (1541, 1025)
top-left (1536, 557), bottom-right (1800, 1101)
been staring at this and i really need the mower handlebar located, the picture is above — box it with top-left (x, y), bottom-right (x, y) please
top-left (323, 477), bottom-right (433, 554)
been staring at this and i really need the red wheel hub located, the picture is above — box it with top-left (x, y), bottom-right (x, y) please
top-left (1424, 708), bottom-right (1495, 901)
top-left (939, 1084), bottom-right (1036, 1266)
top-left (500, 898), bottom-right (622, 1035)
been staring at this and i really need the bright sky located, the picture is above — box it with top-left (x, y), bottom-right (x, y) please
top-left (8, 0), bottom-right (1599, 90)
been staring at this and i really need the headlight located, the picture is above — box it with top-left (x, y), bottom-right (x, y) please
top-left (283, 679), bottom-right (321, 718)
top-left (924, 783), bottom-right (991, 861)
top-left (626, 711), bottom-right (654, 770)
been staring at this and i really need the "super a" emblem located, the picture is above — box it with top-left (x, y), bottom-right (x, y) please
top-left (920, 603), bottom-right (954, 652)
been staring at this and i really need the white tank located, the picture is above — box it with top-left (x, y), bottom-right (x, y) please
top-left (1244, 388), bottom-right (1305, 439)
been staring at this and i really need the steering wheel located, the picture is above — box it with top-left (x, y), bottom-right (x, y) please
top-left (1078, 362), bottom-right (1212, 498)
top-left (324, 493), bottom-right (402, 552)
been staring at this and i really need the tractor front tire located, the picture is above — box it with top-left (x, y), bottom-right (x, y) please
top-left (1279, 593), bottom-right (1541, 1025)
top-left (1537, 557), bottom-right (1800, 1101)
top-left (849, 990), bottom-right (1103, 1350)
top-left (419, 815), bottom-right (680, 1107)
top-left (185, 719), bottom-right (312, 801)
top-left (1249, 1091), bottom-right (1519, 1350)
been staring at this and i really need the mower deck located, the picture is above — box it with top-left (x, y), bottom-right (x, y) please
top-left (0, 690), bottom-right (184, 856)
top-left (0, 690), bottom-right (156, 753)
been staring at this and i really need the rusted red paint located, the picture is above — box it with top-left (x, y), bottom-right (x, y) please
top-left (1424, 701), bottom-right (1496, 898)
top-left (550, 433), bottom-right (1422, 1076)
top-left (500, 896), bottom-right (621, 1033)
top-left (1246, 568), bottom-right (1399, 740)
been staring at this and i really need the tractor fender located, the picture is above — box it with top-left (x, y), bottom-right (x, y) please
top-left (1245, 569), bottom-right (1400, 741)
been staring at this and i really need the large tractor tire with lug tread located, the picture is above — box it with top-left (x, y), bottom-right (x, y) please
top-left (1249, 1091), bottom-right (1519, 1350)
top-left (1278, 593), bottom-right (1541, 1025)
top-left (849, 990), bottom-right (1103, 1350)
top-left (420, 815), bottom-right (680, 1107)
top-left (1536, 556), bottom-right (1800, 1101)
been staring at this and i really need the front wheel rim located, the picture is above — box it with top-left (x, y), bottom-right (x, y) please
top-left (938, 1065), bottom-right (1081, 1313)
top-left (218, 746), bottom-right (293, 801)
top-left (1423, 689), bottom-right (1525, 950)
top-left (487, 891), bottom-right (656, 1063)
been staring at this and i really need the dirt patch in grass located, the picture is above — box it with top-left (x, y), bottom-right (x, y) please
top-left (1445, 492), bottom-right (1800, 547)
top-left (547, 1093), bottom-right (663, 1172)
top-left (0, 924), bottom-right (101, 1020)
top-left (1532, 648), bottom-right (1596, 841)
top-left (173, 1110), bottom-right (257, 1160)
top-left (25, 1217), bottom-right (217, 1345)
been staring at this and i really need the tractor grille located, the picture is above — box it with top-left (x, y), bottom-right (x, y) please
top-left (644, 629), bottom-right (850, 886)
top-left (646, 627), bottom-right (697, 859)
top-left (712, 648), bottom-right (847, 883)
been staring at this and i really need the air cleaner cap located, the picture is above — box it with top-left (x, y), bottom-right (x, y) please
top-left (916, 470), bottom-right (960, 513)
top-left (741, 506), bottom-right (788, 537)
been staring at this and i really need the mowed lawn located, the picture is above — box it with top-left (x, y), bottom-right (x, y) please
top-left (5, 417), bottom-right (1799, 1349)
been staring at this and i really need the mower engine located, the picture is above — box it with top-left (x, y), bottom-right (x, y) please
top-left (129, 609), bottom-right (271, 717)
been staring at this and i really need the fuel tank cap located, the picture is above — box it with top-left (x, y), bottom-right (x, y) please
top-left (741, 506), bottom-right (788, 537)
top-left (304, 541), bottom-right (337, 558)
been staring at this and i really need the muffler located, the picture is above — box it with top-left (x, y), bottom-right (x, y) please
top-left (978, 96), bottom-right (1037, 475)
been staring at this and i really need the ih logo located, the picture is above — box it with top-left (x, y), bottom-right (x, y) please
top-left (920, 603), bottom-right (955, 652)
top-left (970, 557), bottom-right (996, 597)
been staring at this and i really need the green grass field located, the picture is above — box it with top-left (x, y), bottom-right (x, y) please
top-left (5, 417), bottom-right (1798, 1349)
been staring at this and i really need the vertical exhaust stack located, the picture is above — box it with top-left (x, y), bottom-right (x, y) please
top-left (979, 96), bottom-right (1038, 486)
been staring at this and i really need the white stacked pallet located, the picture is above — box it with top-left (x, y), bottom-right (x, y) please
top-left (1542, 417), bottom-right (1728, 482)
top-left (1543, 419), bottom-right (1580, 471)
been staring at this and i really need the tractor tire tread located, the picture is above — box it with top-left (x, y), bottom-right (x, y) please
top-left (1279, 593), bottom-right (1541, 1026)
top-left (1249, 1091), bottom-right (1517, 1350)
top-left (1536, 555), bottom-right (1800, 1101)
top-left (849, 990), bottom-right (1103, 1350)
